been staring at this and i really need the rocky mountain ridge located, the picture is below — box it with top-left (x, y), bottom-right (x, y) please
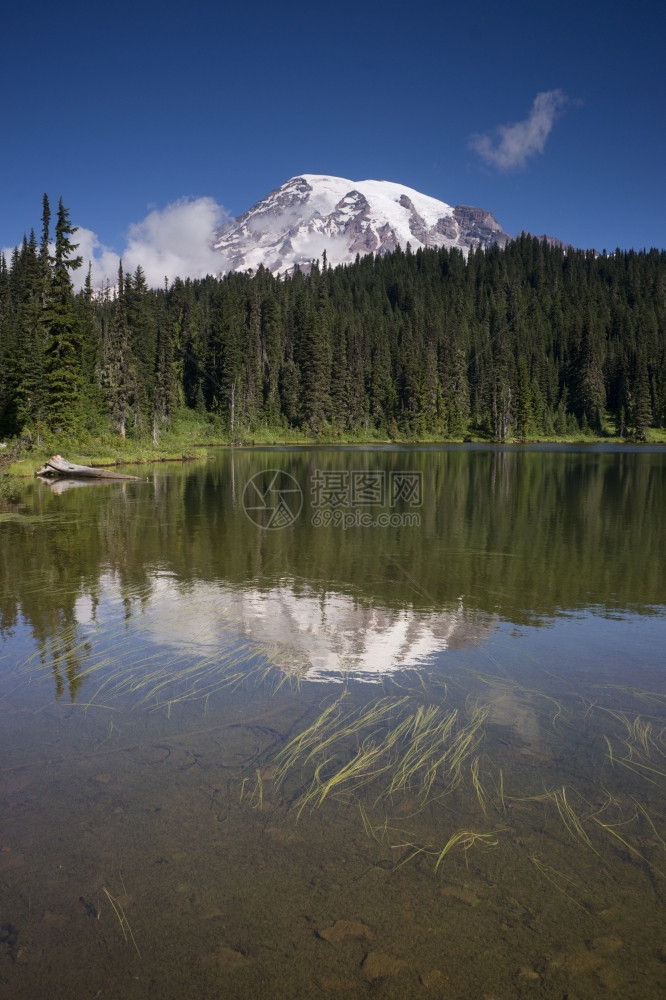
top-left (212, 174), bottom-right (515, 275)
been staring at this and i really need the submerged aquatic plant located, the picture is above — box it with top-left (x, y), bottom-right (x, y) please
top-left (102, 886), bottom-right (140, 957)
top-left (271, 692), bottom-right (491, 818)
top-left (261, 685), bottom-right (506, 869)
top-left (434, 829), bottom-right (499, 870)
top-left (546, 786), bottom-right (597, 853)
top-left (249, 673), bottom-right (666, 885)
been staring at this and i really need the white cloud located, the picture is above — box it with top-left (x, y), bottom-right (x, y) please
top-left (73, 227), bottom-right (121, 293)
top-left (469, 90), bottom-right (570, 170)
top-left (123, 197), bottom-right (228, 287)
top-left (74, 196), bottom-right (229, 292)
top-left (1, 245), bottom-right (16, 267)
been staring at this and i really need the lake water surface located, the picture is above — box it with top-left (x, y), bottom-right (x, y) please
top-left (1, 445), bottom-right (665, 999)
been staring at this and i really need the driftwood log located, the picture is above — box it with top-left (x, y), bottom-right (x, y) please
top-left (35, 455), bottom-right (143, 481)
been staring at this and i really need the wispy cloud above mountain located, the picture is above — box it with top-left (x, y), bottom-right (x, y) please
top-left (469, 90), bottom-right (571, 170)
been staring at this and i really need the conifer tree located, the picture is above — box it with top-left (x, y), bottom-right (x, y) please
top-left (152, 289), bottom-right (178, 444)
top-left (126, 264), bottom-right (156, 424)
top-left (298, 263), bottom-right (331, 432)
top-left (629, 350), bottom-right (652, 440)
top-left (75, 263), bottom-right (106, 431)
top-left (329, 320), bottom-right (350, 429)
top-left (260, 291), bottom-right (283, 423)
top-left (43, 198), bottom-right (83, 432)
top-left (8, 234), bottom-right (47, 431)
top-left (574, 310), bottom-right (606, 433)
top-left (102, 262), bottom-right (136, 438)
top-left (39, 194), bottom-right (51, 299)
top-left (515, 357), bottom-right (534, 438)
top-left (442, 343), bottom-right (470, 437)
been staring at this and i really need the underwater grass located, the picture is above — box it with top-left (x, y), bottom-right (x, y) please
top-left (261, 677), bottom-right (665, 874)
top-left (434, 829), bottom-right (499, 870)
top-left (546, 786), bottom-right (597, 853)
top-left (530, 855), bottom-right (589, 912)
top-left (597, 710), bottom-right (666, 787)
top-left (270, 691), bottom-right (491, 820)
top-left (470, 755), bottom-right (491, 815)
top-left (102, 886), bottom-right (140, 957)
top-left (279, 684), bottom-right (666, 880)
top-left (252, 686), bottom-right (511, 872)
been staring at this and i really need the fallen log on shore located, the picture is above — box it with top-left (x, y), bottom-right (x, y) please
top-left (35, 455), bottom-right (143, 481)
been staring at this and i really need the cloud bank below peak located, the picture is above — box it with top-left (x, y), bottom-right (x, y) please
top-left (76, 196), bottom-right (229, 292)
top-left (469, 90), bottom-right (572, 170)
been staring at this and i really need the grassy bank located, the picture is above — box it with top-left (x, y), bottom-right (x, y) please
top-left (2, 410), bottom-right (666, 480)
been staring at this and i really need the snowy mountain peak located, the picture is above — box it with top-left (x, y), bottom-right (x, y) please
top-left (213, 174), bottom-right (510, 275)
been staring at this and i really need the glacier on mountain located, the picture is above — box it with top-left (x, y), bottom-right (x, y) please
top-left (213, 174), bottom-right (510, 275)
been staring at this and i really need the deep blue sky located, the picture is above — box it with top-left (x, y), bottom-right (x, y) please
top-left (2, 0), bottom-right (664, 285)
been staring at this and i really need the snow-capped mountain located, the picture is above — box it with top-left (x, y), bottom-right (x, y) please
top-left (213, 174), bottom-right (511, 275)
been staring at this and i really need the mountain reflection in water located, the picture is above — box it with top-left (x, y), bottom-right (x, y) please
top-left (106, 577), bottom-right (496, 683)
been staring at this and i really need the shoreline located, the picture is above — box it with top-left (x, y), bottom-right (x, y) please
top-left (4, 430), bottom-right (666, 478)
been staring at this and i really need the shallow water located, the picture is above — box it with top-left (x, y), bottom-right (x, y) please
top-left (1, 445), bottom-right (665, 998)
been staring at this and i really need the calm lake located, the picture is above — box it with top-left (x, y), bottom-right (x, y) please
top-left (1, 444), bottom-right (665, 999)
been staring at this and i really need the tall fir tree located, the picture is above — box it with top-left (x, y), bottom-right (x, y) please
top-left (152, 286), bottom-right (179, 443)
top-left (102, 262), bottom-right (136, 438)
top-left (43, 198), bottom-right (83, 432)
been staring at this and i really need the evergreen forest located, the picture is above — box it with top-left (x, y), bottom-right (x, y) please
top-left (1, 196), bottom-right (665, 446)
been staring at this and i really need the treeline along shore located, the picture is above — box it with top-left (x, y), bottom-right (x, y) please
top-left (1, 196), bottom-right (665, 451)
